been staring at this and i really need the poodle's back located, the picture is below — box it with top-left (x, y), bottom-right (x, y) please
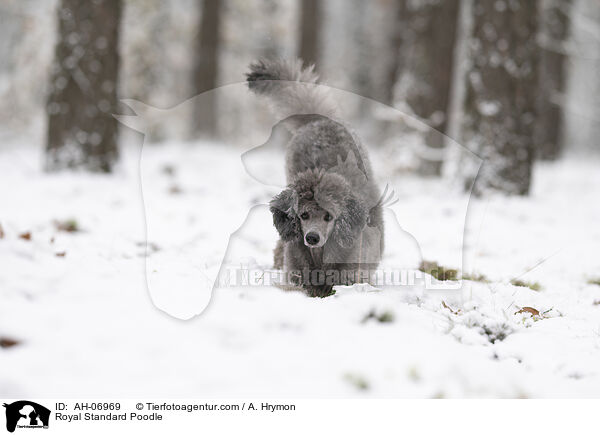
top-left (286, 118), bottom-right (377, 204)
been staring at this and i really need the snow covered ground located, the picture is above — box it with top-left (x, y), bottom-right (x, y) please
top-left (1, 139), bottom-right (600, 398)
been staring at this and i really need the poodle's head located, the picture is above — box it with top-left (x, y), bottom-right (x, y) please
top-left (269, 170), bottom-right (368, 248)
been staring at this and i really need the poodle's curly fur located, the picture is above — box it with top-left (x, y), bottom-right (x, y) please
top-left (247, 59), bottom-right (384, 296)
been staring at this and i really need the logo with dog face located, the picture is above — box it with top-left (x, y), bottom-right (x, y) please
top-left (116, 71), bottom-right (482, 317)
top-left (3, 401), bottom-right (50, 433)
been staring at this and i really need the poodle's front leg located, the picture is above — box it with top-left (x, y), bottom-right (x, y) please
top-left (283, 241), bottom-right (333, 297)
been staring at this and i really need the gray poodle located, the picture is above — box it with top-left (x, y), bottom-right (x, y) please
top-left (247, 59), bottom-right (384, 296)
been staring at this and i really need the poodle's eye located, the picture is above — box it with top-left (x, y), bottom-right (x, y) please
top-left (300, 212), bottom-right (309, 220)
top-left (323, 212), bottom-right (332, 222)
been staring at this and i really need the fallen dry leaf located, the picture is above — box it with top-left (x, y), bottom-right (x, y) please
top-left (442, 300), bottom-right (461, 315)
top-left (54, 219), bottom-right (79, 232)
top-left (0, 337), bottom-right (20, 349)
top-left (18, 231), bottom-right (31, 241)
top-left (593, 300), bottom-right (600, 306)
top-left (55, 251), bottom-right (66, 257)
top-left (0, 223), bottom-right (4, 239)
top-left (516, 307), bottom-right (540, 316)
top-left (169, 184), bottom-right (183, 194)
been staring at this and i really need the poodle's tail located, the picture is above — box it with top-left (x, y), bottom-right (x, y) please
top-left (246, 58), bottom-right (338, 120)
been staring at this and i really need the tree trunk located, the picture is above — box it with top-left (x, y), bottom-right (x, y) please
top-left (374, 0), bottom-right (407, 107)
top-left (460, 0), bottom-right (539, 195)
top-left (298, 0), bottom-right (321, 67)
top-left (397, 0), bottom-right (460, 176)
top-left (46, 0), bottom-right (122, 172)
top-left (535, 0), bottom-right (571, 160)
top-left (346, 0), bottom-right (373, 117)
top-left (192, 0), bottom-right (221, 138)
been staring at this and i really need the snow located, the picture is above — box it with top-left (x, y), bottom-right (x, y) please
top-left (1, 140), bottom-right (600, 398)
top-left (476, 99), bottom-right (501, 116)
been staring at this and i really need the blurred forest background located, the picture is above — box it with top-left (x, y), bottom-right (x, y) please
top-left (0, 0), bottom-right (599, 195)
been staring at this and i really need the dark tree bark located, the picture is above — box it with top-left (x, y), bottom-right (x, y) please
top-left (259, 0), bottom-right (283, 58)
top-left (460, 1), bottom-right (539, 195)
top-left (374, 0), bottom-right (407, 107)
top-left (365, 0), bottom-right (407, 147)
top-left (298, 0), bottom-right (321, 67)
top-left (398, 0), bottom-right (460, 176)
top-left (192, 0), bottom-right (222, 138)
top-left (535, 0), bottom-right (571, 160)
top-left (46, 0), bottom-right (122, 172)
top-left (346, 0), bottom-right (374, 117)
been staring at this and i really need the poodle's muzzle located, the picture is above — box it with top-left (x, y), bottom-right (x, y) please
top-left (300, 212), bottom-right (333, 248)
top-left (304, 230), bottom-right (322, 247)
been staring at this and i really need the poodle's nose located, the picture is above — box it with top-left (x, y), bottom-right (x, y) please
top-left (305, 232), bottom-right (320, 246)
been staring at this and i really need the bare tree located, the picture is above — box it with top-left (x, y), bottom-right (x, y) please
top-left (460, 1), bottom-right (539, 195)
top-left (372, 0), bottom-right (407, 107)
top-left (535, 0), bottom-right (572, 160)
top-left (298, 0), bottom-right (321, 67)
top-left (396, 0), bottom-right (460, 176)
top-left (192, 0), bottom-right (222, 138)
top-left (46, 0), bottom-right (122, 172)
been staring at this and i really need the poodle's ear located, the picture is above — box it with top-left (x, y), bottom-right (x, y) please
top-left (333, 195), bottom-right (368, 248)
top-left (269, 188), bottom-right (301, 241)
